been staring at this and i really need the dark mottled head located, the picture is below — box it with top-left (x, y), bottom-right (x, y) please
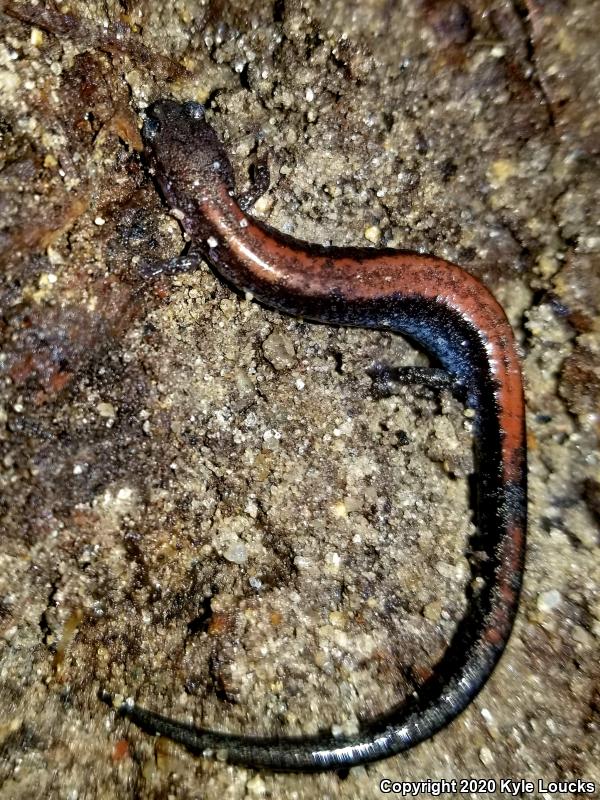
top-left (142, 100), bottom-right (235, 215)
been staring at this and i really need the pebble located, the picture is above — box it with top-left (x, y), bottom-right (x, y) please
top-left (223, 541), bottom-right (248, 564)
top-left (423, 600), bottom-right (443, 622)
top-left (246, 775), bottom-right (266, 796)
top-left (536, 589), bottom-right (562, 613)
top-left (97, 402), bottom-right (116, 418)
top-left (330, 501), bottom-right (348, 518)
top-left (30, 27), bottom-right (44, 46)
top-left (262, 330), bottom-right (296, 370)
top-left (364, 224), bottom-right (381, 243)
top-left (572, 625), bottom-right (593, 647)
top-left (479, 745), bottom-right (494, 766)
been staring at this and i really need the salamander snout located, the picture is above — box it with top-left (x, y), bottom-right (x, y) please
top-left (142, 99), bottom-right (205, 144)
top-left (141, 98), bottom-right (236, 211)
top-left (142, 99), bottom-right (191, 142)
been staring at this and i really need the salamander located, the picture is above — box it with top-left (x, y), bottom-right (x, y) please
top-left (100, 99), bottom-right (527, 771)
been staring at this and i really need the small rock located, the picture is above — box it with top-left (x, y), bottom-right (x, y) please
top-left (325, 551), bottom-right (341, 572)
top-left (246, 775), bottom-right (266, 796)
top-left (30, 27), bottom-right (44, 46)
top-left (364, 224), bottom-right (381, 243)
top-left (262, 330), bottom-right (296, 370)
top-left (423, 601), bottom-right (443, 622)
top-left (330, 500), bottom-right (348, 518)
top-left (329, 611), bottom-right (346, 627)
top-left (488, 158), bottom-right (517, 186)
top-left (572, 625), bottom-right (593, 648)
top-left (223, 541), bottom-right (248, 564)
top-left (97, 402), bottom-right (116, 418)
top-left (479, 745), bottom-right (494, 766)
top-left (537, 589), bottom-right (562, 613)
top-left (564, 505), bottom-right (597, 549)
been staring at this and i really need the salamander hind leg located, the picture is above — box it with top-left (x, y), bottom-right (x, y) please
top-left (367, 363), bottom-right (466, 401)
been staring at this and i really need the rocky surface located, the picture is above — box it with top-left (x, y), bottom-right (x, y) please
top-left (0, 0), bottom-right (599, 797)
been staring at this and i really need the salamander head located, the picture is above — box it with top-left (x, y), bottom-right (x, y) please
top-left (142, 99), bottom-right (235, 214)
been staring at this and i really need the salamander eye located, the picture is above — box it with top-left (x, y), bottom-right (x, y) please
top-left (142, 115), bottom-right (161, 142)
top-left (183, 101), bottom-right (205, 120)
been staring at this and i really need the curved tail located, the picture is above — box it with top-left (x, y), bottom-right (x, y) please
top-left (99, 363), bottom-right (526, 771)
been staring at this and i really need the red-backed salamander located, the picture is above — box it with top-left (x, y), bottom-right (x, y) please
top-left (99, 99), bottom-right (527, 771)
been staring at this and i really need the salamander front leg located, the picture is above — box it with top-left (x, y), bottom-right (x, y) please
top-left (137, 247), bottom-right (203, 279)
top-left (238, 156), bottom-right (270, 212)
